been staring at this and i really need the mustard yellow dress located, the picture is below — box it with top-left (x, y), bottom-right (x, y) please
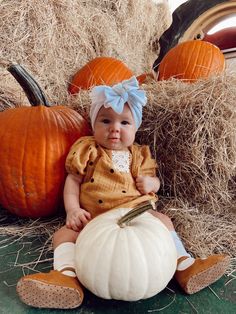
top-left (65, 136), bottom-right (158, 218)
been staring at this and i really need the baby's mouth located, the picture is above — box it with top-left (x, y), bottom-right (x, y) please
top-left (108, 137), bottom-right (120, 142)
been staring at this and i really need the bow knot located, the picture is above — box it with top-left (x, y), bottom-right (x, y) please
top-left (90, 76), bottom-right (147, 129)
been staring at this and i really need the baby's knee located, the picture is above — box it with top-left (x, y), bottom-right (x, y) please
top-left (53, 225), bottom-right (79, 248)
top-left (150, 210), bottom-right (175, 231)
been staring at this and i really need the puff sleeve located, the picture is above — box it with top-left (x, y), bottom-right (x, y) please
top-left (65, 136), bottom-right (98, 176)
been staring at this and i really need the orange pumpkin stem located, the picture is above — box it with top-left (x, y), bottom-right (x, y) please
top-left (8, 64), bottom-right (50, 107)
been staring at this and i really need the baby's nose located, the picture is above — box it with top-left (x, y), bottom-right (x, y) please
top-left (110, 122), bottom-right (120, 132)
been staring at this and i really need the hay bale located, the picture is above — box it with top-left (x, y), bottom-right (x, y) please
top-left (0, 0), bottom-right (171, 106)
top-left (137, 74), bottom-right (236, 213)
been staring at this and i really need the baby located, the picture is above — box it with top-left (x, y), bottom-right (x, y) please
top-left (17, 76), bottom-right (230, 309)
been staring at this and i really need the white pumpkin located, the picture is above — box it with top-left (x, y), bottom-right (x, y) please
top-left (75, 204), bottom-right (177, 301)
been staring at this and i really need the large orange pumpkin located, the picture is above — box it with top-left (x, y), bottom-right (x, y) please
top-left (68, 57), bottom-right (133, 94)
top-left (158, 40), bottom-right (225, 82)
top-left (0, 65), bottom-right (91, 218)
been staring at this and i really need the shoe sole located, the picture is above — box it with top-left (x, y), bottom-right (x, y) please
top-left (186, 256), bottom-right (230, 294)
top-left (17, 278), bottom-right (82, 309)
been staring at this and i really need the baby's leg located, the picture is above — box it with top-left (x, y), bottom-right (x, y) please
top-left (16, 225), bottom-right (83, 309)
top-left (149, 210), bottom-right (230, 294)
top-left (149, 210), bottom-right (175, 231)
top-left (53, 225), bottom-right (79, 248)
top-left (53, 225), bottom-right (80, 277)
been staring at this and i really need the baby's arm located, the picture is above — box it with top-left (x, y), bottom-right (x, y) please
top-left (136, 175), bottom-right (160, 195)
top-left (64, 173), bottom-right (91, 231)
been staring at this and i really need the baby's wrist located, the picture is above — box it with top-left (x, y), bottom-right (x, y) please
top-left (66, 206), bottom-right (83, 214)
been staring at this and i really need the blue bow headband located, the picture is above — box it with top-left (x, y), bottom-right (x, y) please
top-left (89, 76), bottom-right (147, 130)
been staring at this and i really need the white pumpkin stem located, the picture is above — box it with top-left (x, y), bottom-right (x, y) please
top-left (117, 200), bottom-right (155, 228)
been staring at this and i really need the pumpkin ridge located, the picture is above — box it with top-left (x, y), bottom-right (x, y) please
top-left (108, 226), bottom-right (125, 299)
top-left (17, 108), bottom-right (33, 215)
top-left (86, 63), bottom-right (96, 88)
top-left (173, 44), bottom-right (184, 79)
top-left (197, 41), bottom-right (211, 78)
top-left (188, 41), bottom-right (202, 80)
top-left (77, 221), bottom-right (116, 297)
top-left (93, 226), bottom-right (118, 298)
top-left (126, 227), bottom-right (149, 299)
top-left (184, 42), bottom-right (198, 80)
top-left (164, 43), bottom-right (180, 79)
top-left (105, 59), bottom-right (125, 85)
top-left (111, 62), bottom-right (129, 84)
top-left (134, 218), bottom-right (175, 297)
top-left (93, 58), bottom-right (113, 85)
top-left (104, 58), bottom-right (125, 84)
top-left (210, 45), bottom-right (221, 75)
top-left (76, 222), bottom-right (110, 272)
top-left (104, 60), bottom-right (118, 84)
top-left (0, 110), bottom-right (21, 209)
top-left (43, 107), bottom-right (61, 212)
top-left (43, 108), bottom-right (79, 210)
top-left (193, 41), bottom-right (202, 79)
top-left (25, 107), bottom-right (49, 216)
top-left (132, 220), bottom-right (161, 296)
top-left (43, 108), bottom-right (57, 210)
top-left (101, 58), bottom-right (114, 84)
top-left (200, 43), bottom-right (212, 78)
top-left (91, 58), bottom-right (106, 86)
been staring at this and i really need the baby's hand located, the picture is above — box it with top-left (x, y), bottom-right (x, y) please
top-left (136, 175), bottom-right (160, 194)
top-left (66, 208), bottom-right (91, 232)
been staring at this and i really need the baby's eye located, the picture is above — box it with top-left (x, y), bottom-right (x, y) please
top-left (121, 120), bottom-right (130, 125)
top-left (102, 119), bottom-right (110, 124)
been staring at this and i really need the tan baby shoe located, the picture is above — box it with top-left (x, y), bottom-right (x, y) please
top-left (175, 254), bottom-right (230, 294)
top-left (17, 270), bottom-right (84, 309)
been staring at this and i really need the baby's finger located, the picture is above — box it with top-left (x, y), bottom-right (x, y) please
top-left (79, 214), bottom-right (90, 226)
top-left (84, 211), bottom-right (92, 220)
top-left (71, 219), bottom-right (82, 232)
top-left (66, 219), bottom-right (74, 229)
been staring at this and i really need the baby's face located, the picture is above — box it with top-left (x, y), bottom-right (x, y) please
top-left (93, 104), bottom-right (136, 150)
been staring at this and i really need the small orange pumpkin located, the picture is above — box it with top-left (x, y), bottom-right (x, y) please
top-left (68, 57), bottom-right (134, 94)
top-left (0, 65), bottom-right (91, 218)
top-left (158, 40), bottom-right (225, 82)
